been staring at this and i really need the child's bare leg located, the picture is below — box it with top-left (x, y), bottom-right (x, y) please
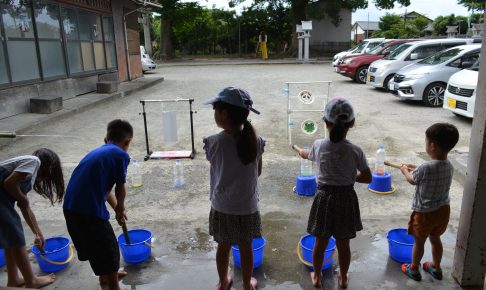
top-left (336, 239), bottom-right (351, 288)
top-left (412, 237), bottom-right (426, 268)
top-left (5, 247), bottom-right (24, 286)
top-left (238, 241), bottom-right (255, 290)
top-left (8, 246), bottom-right (56, 288)
top-left (429, 235), bottom-right (443, 269)
top-left (99, 269), bottom-right (127, 284)
top-left (100, 272), bottom-right (122, 290)
top-left (311, 237), bottom-right (329, 288)
top-left (215, 242), bottom-right (232, 289)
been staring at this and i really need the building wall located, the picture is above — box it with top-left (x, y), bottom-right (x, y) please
top-left (0, 0), bottom-right (143, 118)
top-left (310, 9), bottom-right (352, 53)
top-left (351, 26), bottom-right (365, 40)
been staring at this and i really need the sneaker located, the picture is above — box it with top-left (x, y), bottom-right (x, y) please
top-left (423, 261), bottom-right (443, 280)
top-left (401, 263), bottom-right (422, 281)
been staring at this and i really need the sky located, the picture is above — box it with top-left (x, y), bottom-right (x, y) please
top-left (194, 0), bottom-right (472, 23)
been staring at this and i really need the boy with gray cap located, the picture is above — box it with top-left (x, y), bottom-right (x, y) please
top-left (294, 97), bottom-right (372, 288)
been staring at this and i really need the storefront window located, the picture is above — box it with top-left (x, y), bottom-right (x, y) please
top-left (1, 1), bottom-right (40, 82)
top-left (103, 16), bottom-right (116, 69)
top-left (35, 2), bottom-right (66, 78)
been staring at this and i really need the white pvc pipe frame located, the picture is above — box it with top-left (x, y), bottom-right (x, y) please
top-left (286, 81), bottom-right (331, 145)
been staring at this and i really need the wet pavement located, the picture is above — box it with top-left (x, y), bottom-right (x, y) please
top-left (0, 63), bottom-right (483, 289)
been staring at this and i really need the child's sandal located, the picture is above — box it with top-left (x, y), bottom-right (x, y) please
top-left (423, 261), bottom-right (443, 280)
top-left (401, 263), bottom-right (422, 281)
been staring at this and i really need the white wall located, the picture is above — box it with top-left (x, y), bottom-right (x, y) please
top-left (350, 26), bottom-right (365, 40)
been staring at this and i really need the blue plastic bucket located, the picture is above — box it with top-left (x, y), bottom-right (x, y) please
top-left (369, 172), bottom-right (392, 193)
top-left (298, 235), bottom-right (336, 270)
top-left (387, 228), bottom-right (414, 263)
top-left (0, 248), bottom-right (5, 267)
top-left (231, 237), bottom-right (266, 269)
top-left (118, 229), bottom-right (153, 264)
top-left (295, 175), bottom-right (317, 196)
top-left (31, 237), bottom-right (73, 273)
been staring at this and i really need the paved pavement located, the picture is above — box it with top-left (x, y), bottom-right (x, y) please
top-left (0, 61), bottom-right (482, 290)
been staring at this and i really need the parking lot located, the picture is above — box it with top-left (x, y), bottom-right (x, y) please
top-left (0, 62), bottom-right (477, 289)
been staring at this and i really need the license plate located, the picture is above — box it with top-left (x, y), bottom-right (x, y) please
top-left (367, 75), bottom-right (371, 82)
top-left (388, 83), bottom-right (394, 91)
top-left (447, 98), bottom-right (457, 109)
top-left (394, 84), bottom-right (399, 90)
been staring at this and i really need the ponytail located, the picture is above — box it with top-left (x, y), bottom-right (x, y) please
top-left (328, 115), bottom-right (355, 143)
top-left (213, 101), bottom-right (258, 165)
top-left (237, 120), bottom-right (258, 165)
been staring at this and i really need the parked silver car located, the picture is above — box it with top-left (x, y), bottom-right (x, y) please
top-left (388, 44), bottom-right (481, 106)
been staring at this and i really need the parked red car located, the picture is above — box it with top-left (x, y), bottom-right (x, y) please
top-left (336, 39), bottom-right (420, 83)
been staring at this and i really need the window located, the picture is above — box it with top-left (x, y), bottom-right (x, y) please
top-left (448, 51), bottom-right (480, 68)
top-left (103, 16), bottom-right (116, 68)
top-left (35, 2), bottom-right (66, 78)
top-left (1, 1), bottom-right (40, 82)
top-left (61, 7), bottom-right (83, 73)
top-left (0, 41), bottom-right (8, 84)
top-left (408, 45), bottom-right (441, 60)
top-left (441, 42), bottom-right (466, 49)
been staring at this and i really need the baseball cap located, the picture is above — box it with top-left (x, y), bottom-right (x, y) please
top-left (324, 97), bottom-right (355, 123)
top-left (203, 87), bottom-right (260, 115)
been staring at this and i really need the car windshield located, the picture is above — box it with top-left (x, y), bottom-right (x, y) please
top-left (352, 41), bottom-right (368, 53)
top-left (368, 42), bottom-right (388, 55)
top-left (468, 59), bottom-right (480, 71)
top-left (419, 48), bottom-right (463, 65)
top-left (384, 43), bottom-right (412, 60)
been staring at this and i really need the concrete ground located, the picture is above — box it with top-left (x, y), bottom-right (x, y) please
top-left (0, 62), bottom-right (483, 290)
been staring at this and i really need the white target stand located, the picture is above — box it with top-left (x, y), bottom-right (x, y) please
top-left (286, 81), bottom-right (332, 145)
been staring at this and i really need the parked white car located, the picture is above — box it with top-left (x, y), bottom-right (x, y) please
top-left (140, 46), bottom-right (156, 72)
top-left (388, 44), bottom-right (481, 106)
top-left (443, 59), bottom-right (479, 118)
top-left (332, 38), bottom-right (385, 67)
top-left (367, 38), bottom-right (476, 90)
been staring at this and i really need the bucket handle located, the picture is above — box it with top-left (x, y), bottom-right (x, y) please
top-left (144, 242), bottom-right (155, 249)
top-left (296, 242), bottom-right (333, 268)
top-left (38, 244), bottom-right (74, 265)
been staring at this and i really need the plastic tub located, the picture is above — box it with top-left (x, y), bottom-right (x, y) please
top-left (368, 172), bottom-right (394, 194)
top-left (295, 175), bottom-right (317, 196)
top-left (387, 228), bottom-right (414, 263)
top-left (0, 248), bottom-right (5, 267)
top-left (298, 235), bottom-right (336, 270)
top-left (118, 229), bottom-right (153, 264)
top-left (231, 237), bottom-right (266, 269)
top-left (31, 237), bottom-right (73, 273)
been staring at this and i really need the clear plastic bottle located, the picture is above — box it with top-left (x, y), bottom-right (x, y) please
top-left (300, 146), bottom-right (313, 176)
top-left (130, 159), bottom-right (143, 188)
top-left (173, 159), bottom-right (185, 188)
top-left (374, 145), bottom-right (386, 175)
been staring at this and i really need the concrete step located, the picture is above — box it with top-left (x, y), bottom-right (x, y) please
top-left (30, 95), bottom-right (63, 114)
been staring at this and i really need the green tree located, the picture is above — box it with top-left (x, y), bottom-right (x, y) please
top-left (457, 0), bottom-right (485, 12)
top-left (231, 0), bottom-right (411, 53)
top-left (378, 13), bottom-right (402, 31)
top-left (433, 14), bottom-right (469, 36)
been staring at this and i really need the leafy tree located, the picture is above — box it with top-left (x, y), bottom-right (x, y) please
top-left (457, 0), bottom-right (485, 12)
top-left (433, 14), bottom-right (469, 36)
top-left (378, 13), bottom-right (402, 31)
top-left (230, 0), bottom-right (412, 53)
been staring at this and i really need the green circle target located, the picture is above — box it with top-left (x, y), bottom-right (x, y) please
top-left (301, 120), bottom-right (318, 135)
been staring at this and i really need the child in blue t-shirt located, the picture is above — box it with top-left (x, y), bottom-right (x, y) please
top-left (0, 148), bottom-right (65, 288)
top-left (203, 87), bottom-right (265, 290)
top-left (63, 119), bottom-right (132, 290)
top-left (295, 98), bottom-right (372, 288)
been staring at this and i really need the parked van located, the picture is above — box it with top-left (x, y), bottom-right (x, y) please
top-left (443, 59), bottom-right (479, 118)
top-left (332, 38), bottom-right (385, 67)
top-left (389, 44), bottom-right (481, 106)
top-left (367, 38), bottom-right (475, 90)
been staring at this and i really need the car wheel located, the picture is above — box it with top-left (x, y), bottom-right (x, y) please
top-left (355, 66), bottom-right (368, 84)
top-left (383, 74), bottom-right (395, 91)
top-left (423, 82), bottom-right (446, 107)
